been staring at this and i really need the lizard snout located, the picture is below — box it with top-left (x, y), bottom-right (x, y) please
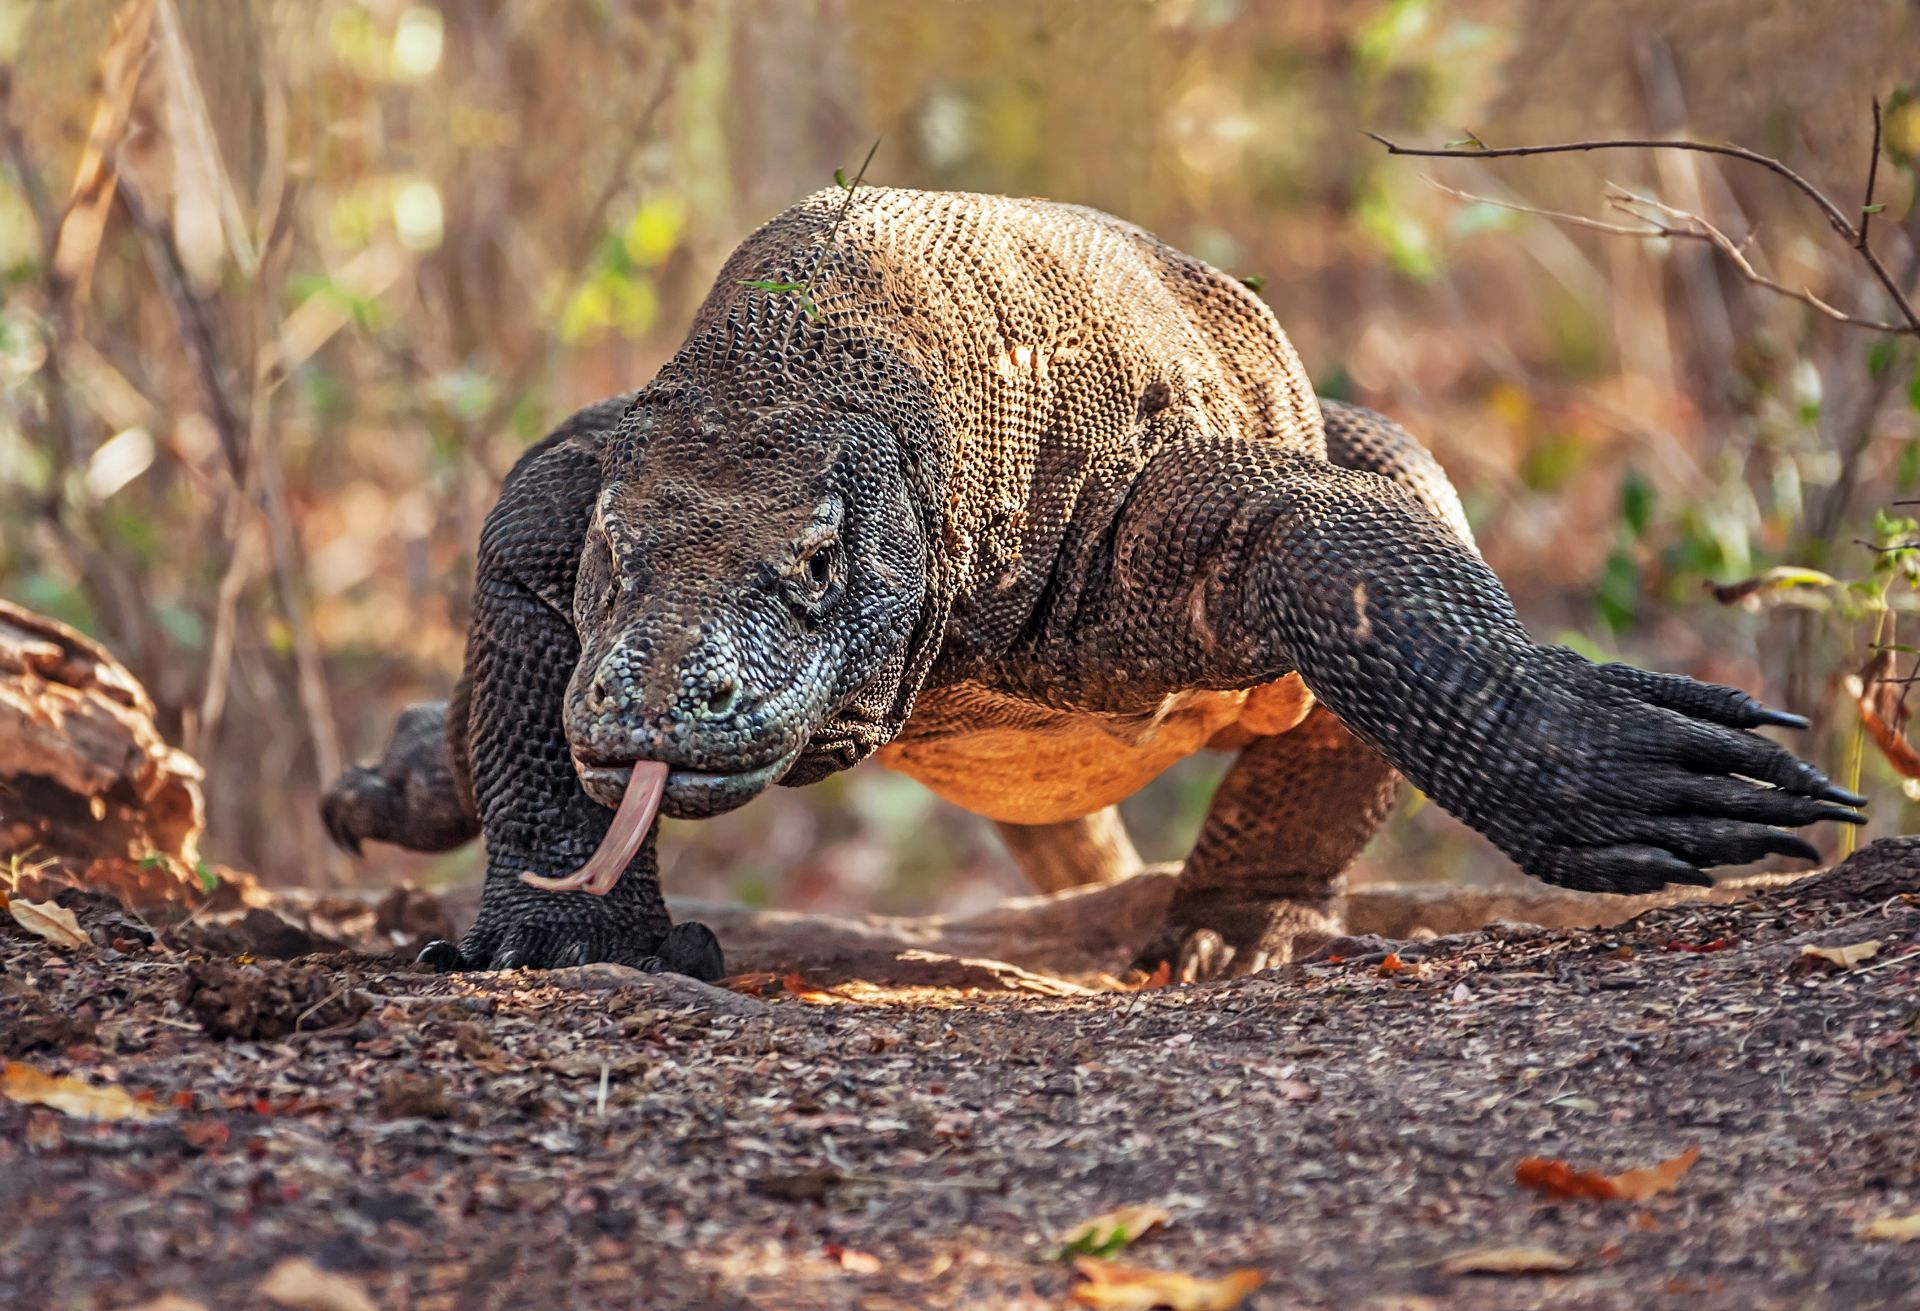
top-left (566, 624), bottom-right (810, 799)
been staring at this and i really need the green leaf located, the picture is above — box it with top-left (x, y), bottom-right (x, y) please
top-left (1758, 566), bottom-right (1840, 591)
top-left (1594, 547), bottom-right (1640, 636)
top-left (1863, 203), bottom-right (1887, 215)
top-left (834, 167), bottom-right (849, 190)
top-left (195, 861), bottom-right (217, 894)
top-left (1867, 337), bottom-right (1897, 380)
top-left (1908, 361), bottom-right (1920, 413)
top-left (741, 279), bottom-right (806, 293)
top-left (1445, 133), bottom-right (1485, 150)
top-left (1239, 274), bottom-right (1267, 293)
top-left (1620, 469), bottom-right (1654, 539)
top-left (1058, 1229), bottom-right (1131, 1260)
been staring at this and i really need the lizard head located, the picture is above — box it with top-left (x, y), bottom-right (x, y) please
top-left (562, 396), bottom-right (928, 826)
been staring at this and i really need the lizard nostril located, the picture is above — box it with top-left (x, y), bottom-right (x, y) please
top-left (703, 678), bottom-right (739, 718)
top-left (587, 673), bottom-right (614, 716)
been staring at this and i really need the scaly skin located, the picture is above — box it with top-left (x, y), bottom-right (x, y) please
top-left (323, 187), bottom-right (1864, 981)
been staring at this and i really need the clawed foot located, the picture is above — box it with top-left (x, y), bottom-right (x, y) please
top-left (1134, 892), bottom-right (1343, 983)
top-left (1478, 653), bottom-right (1866, 892)
top-left (418, 919), bottom-right (725, 981)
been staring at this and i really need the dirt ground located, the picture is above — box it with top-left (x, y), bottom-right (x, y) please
top-left (3, 840), bottom-right (1918, 1311)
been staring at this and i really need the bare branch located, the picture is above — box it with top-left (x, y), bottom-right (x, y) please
top-left (1860, 97), bottom-right (1883, 253)
top-left (1420, 175), bottom-right (1663, 238)
top-left (1606, 187), bottom-right (1913, 333)
top-left (1367, 118), bottom-right (1920, 336)
top-left (1422, 173), bottom-right (1915, 333)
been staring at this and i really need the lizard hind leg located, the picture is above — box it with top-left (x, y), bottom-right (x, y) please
top-left (321, 700), bottom-right (478, 855)
top-left (994, 806), bottom-right (1142, 892)
top-left (1139, 705), bottom-right (1399, 981)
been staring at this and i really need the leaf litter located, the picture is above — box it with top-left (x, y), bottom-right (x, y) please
top-left (1, 840), bottom-right (1917, 1308)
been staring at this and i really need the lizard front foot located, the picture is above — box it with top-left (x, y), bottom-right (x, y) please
top-left (417, 875), bottom-right (725, 980)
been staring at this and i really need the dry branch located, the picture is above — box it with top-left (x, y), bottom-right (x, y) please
top-left (1367, 103), bottom-right (1920, 336)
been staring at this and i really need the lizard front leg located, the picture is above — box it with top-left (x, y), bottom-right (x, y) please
top-left (1082, 433), bottom-right (1864, 973)
top-left (416, 428), bottom-right (722, 979)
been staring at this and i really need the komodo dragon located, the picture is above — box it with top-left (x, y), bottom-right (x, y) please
top-left (322, 187), bottom-right (1865, 982)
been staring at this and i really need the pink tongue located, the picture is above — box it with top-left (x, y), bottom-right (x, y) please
top-left (519, 761), bottom-right (668, 896)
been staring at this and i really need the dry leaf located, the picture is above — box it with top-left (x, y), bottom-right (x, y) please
top-left (256, 1258), bottom-right (377, 1311)
top-left (780, 971), bottom-right (841, 1004)
top-left (53, 0), bottom-right (157, 303)
top-left (1440, 1246), bottom-right (1580, 1276)
top-left (1608, 1145), bottom-right (1702, 1202)
top-left (8, 898), bottom-right (89, 949)
top-left (1057, 1204), bottom-right (1172, 1256)
top-left (2, 1062), bottom-right (162, 1120)
top-left (1515, 1145), bottom-right (1699, 1203)
top-left (1846, 651), bottom-right (1919, 781)
top-left (1070, 1257), bottom-right (1262, 1310)
top-left (1862, 1213), bottom-right (1920, 1242)
top-left (1514, 1158), bottom-right (1617, 1201)
top-left (1800, 941), bottom-right (1881, 969)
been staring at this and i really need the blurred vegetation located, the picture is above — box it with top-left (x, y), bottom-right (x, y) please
top-left (1, 0), bottom-right (1916, 910)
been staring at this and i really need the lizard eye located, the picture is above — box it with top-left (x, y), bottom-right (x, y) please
top-left (805, 546), bottom-right (834, 592)
top-left (785, 538), bottom-right (841, 617)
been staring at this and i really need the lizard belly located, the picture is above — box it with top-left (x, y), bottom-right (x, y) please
top-left (874, 676), bottom-right (1314, 824)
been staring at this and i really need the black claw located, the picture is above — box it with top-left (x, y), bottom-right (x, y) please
top-left (417, 939), bottom-right (466, 971)
top-left (1777, 835), bottom-right (1821, 862)
top-left (1753, 707), bottom-right (1810, 730)
top-left (1818, 783), bottom-right (1868, 808)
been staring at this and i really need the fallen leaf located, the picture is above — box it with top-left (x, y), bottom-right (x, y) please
top-left (823, 1241), bottom-right (882, 1273)
top-left (1608, 1145), bottom-right (1702, 1202)
top-left (1863, 1213), bottom-right (1920, 1242)
top-left (8, 898), bottom-right (89, 949)
top-left (1057, 1204), bottom-right (1171, 1258)
top-left (2, 1062), bottom-right (163, 1120)
top-left (1378, 952), bottom-right (1410, 976)
top-left (781, 971), bottom-right (842, 1004)
top-left (1070, 1257), bottom-right (1262, 1310)
top-left (1800, 941), bottom-right (1881, 969)
top-left (719, 971), bottom-right (783, 997)
top-left (256, 1257), bottom-right (377, 1311)
top-left (1514, 1158), bottom-right (1617, 1201)
top-left (1515, 1145), bottom-right (1699, 1203)
top-left (1439, 1246), bottom-right (1580, 1276)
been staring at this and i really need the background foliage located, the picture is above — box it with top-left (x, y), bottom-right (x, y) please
top-left (3, 0), bottom-right (1916, 911)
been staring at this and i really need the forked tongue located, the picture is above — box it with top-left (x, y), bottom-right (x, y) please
top-left (519, 761), bottom-right (668, 896)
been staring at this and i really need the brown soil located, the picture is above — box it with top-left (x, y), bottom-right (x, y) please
top-left (3, 839), bottom-right (1917, 1310)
